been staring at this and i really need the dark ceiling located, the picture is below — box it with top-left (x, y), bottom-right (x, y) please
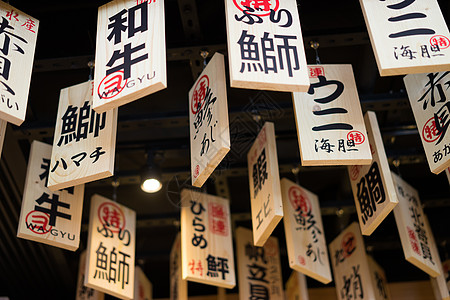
top-left (0, 0), bottom-right (450, 299)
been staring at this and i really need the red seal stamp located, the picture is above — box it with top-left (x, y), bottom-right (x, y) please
top-left (264, 238), bottom-right (278, 257)
top-left (233, 0), bottom-right (279, 17)
top-left (308, 66), bottom-right (325, 78)
top-left (422, 116), bottom-right (441, 143)
top-left (191, 75), bottom-right (209, 114)
top-left (209, 202), bottom-right (228, 236)
top-left (194, 165), bottom-right (200, 178)
top-left (98, 202), bottom-right (126, 233)
top-left (26, 210), bottom-right (52, 234)
top-left (341, 232), bottom-right (356, 258)
top-left (97, 70), bottom-right (127, 99)
top-left (288, 186), bottom-right (311, 216)
top-left (347, 130), bottom-right (365, 145)
top-left (349, 165), bottom-right (362, 181)
top-left (298, 255), bottom-right (306, 266)
top-left (430, 35), bottom-right (450, 50)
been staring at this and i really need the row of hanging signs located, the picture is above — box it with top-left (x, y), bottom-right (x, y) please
top-left (1, 0), bottom-right (449, 298)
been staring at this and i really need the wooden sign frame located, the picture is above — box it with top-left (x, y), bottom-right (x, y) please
top-left (247, 122), bottom-right (283, 246)
top-left (189, 53), bottom-right (230, 188)
top-left (348, 111), bottom-right (398, 236)
top-left (76, 251), bottom-right (105, 300)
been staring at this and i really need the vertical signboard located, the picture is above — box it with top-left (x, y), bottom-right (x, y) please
top-left (0, 3), bottom-right (38, 126)
top-left (180, 189), bottom-right (236, 288)
top-left (48, 80), bottom-right (118, 191)
top-left (170, 233), bottom-right (188, 300)
top-left (367, 256), bottom-right (392, 300)
top-left (348, 111), bottom-right (398, 235)
top-left (85, 194), bottom-right (136, 299)
top-left (93, 0), bottom-right (166, 112)
top-left (17, 140), bottom-right (84, 251)
top-left (236, 227), bottom-right (284, 300)
top-left (392, 172), bottom-right (440, 277)
top-left (0, 119), bottom-right (6, 157)
top-left (224, 0), bottom-right (309, 92)
top-left (189, 53), bottom-right (230, 188)
top-left (329, 222), bottom-right (377, 300)
top-left (135, 266), bottom-right (152, 300)
top-left (404, 72), bottom-right (450, 174)
top-left (247, 122), bottom-right (283, 246)
top-left (285, 271), bottom-right (309, 300)
top-left (281, 178), bottom-right (332, 284)
top-left (359, 0), bottom-right (450, 76)
top-left (76, 251), bottom-right (105, 300)
top-left (292, 65), bottom-right (372, 166)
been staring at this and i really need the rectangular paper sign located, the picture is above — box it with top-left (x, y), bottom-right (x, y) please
top-left (17, 140), bottom-right (84, 251)
top-left (285, 271), bottom-right (309, 300)
top-left (225, 0), bottom-right (309, 92)
top-left (293, 65), bottom-right (372, 166)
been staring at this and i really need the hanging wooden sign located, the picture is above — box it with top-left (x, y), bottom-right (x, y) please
top-left (85, 194), bottom-right (136, 299)
top-left (391, 172), bottom-right (440, 277)
top-left (48, 80), bottom-right (118, 191)
top-left (281, 178), bottom-right (332, 284)
top-left (0, 3), bottom-right (38, 126)
top-left (348, 111), bottom-right (398, 236)
top-left (135, 266), bottom-right (152, 300)
top-left (17, 140), bottom-right (84, 251)
top-left (224, 0), bottom-right (309, 92)
top-left (247, 122), bottom-right (283, 246)
top-left (292, 64), bottom-right (372, 166)
top-left (0, 119), bottom-right (6, 157)
top-left (404, 72), bottom-right (450, 174)
top-left (170, 233), bottom-right (188, 300)
top-left (189, 53), bottom-right (230, 188)
top-left (93, 0), bottom-right (166, 112)
top-left (439, 260), bottom-right (450, 293)
top-left (76, 251), bottom-right (105, 300)
top-left (329, 222), bottom-right (378, 300)
top-left (285, 271), bottom-right (309, 300)
top-left (359, 0), bottom-right (450, 76)
top-left (235, 227), bottom-right (285, 300)
top-left (367, 256), bottom-right (392, 300)
top-left (180, 189), bottom-right (236, 288)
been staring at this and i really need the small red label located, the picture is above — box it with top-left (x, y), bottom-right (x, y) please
top-left (341, 232), bottom-right (356, 258)
top-left (430, 35), bottom-right (450, 50)
top-left (298, 255), bottom-right (306, 266)
top-left (308, 66), bottom-right (325, 78)
top-left (288, 186), bottom-right (311, 216)
top-left (194, 165), bottom-right (200, 178)
top-left (233, 0), bottom-right (279, 17)
top-left (407, 226), bottom-right (421, 256)
top-left (422, 117), bottom-right (441, 143)
top-left (349, 165), bottom-right (362, 181)
top-left (209, 202), bottom-right (228, 236)
top-left (25, 210), bottom-right (52, 234)
top-left (97, 71), bottom-right (127, 100)
top-left (191, 75), bottom-right (209, 115)
top-left (98, 202), bottom-right (126, 233)
top-left (347, 130), bottom-right (365, 145)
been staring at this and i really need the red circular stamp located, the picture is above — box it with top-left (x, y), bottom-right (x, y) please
top-left (98, 202), bottom-right (126, 233)
top-left (264, 238), bottom-right (278, 257)
top-left (97, 71), bottom-right (127, 100)
top-left (347, 130), bottom-right (365, 145)
top-left (430, 35), bottom-right (450, 50)
top-left (341, 232), bottom-right (356, 258)
top-left (194, 165), bottom-right (200, 178)
top-left (422, 117), bottom-right (442, 143)
top-left (288, 186), bottom-right (311, 216)
top-left (191, 75), bottom-right (209, 115)
top-left (25, 210), bottom-right (52, 234)
top-left (298, 255), bottom-right (306, 266)
top-left (349, 165), bottom-right (362, 181)
top-left (233, 0), bottom-right (279, 16)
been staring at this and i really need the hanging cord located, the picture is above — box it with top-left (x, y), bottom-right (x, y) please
top-left (393, 158), bottom-right (402, 178)
top-left (291, 165), bottom-right (300, 185)
top-left (310, 41), bottom-right (321, 65)
top-left (200, 50), bottom-right (209, 70)
top-left (88, 60), bottom-right (94, 81)
top-left (111, 177), bottom-right (119, 202)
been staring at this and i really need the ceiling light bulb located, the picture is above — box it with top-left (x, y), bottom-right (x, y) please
top-left (141, 178), bottom-right (162, 193)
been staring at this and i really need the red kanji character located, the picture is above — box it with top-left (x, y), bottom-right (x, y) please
top-left (240, 0), bottom-right (271, 11)
top-left (189, 259), bottom-right (196, 274)
top-left (6, 10), bottom-right (19, 22)
top-left (210, 203), bottom-right (225, 219)
top-left (196, 260), bottom-right (203, 276)
top-left (212, 219), bottom-right (226, 235)
top-left (22, 18), bottom-right (36, 33)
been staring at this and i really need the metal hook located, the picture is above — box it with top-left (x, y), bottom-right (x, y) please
top-left (200, 50), bottom-right (209, 69)
top-left (310, 41), bottom-right (321, 65)
top-left (88, 60), bottom-right (95, 81)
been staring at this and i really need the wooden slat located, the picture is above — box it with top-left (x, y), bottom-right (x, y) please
top-left (224, 0), bottom-right (309, 92)
top-left (48, 80), bottom-right (118, 191)
top-left (0, 3), bottom-right (39, 126)
top-left (180, 189), bottom-right (236, 288)
top-left (367, 255), bottom-right (392, 300)
top-left (359, 0), bottom-right (450, 76)
top-left (392, 172), bottom-right (441, 277)
top-left (247, 122), bottom-right (283, 246)
top-left (85, 194), bottom-right (136, 299)
top-left (189, 53), bottom-right (230, 187)
top-left (281, 178), bottom-right (332, 284)
top-left (170, 232), bottom-right (188, 300)
top-left (235, 227), bottom-right (284, 300)
top-left (404, 72), bottom-right (450, 174)
top-left (293, 65), bottom-right (372, 166)
top-left (348, 111), bottom-right (399, 235)
top-left (17, 140), bottom-right (84, 251)
top-left (93, 0), bottom-right (166, 112)
top-left (76, 251), bottom-right (105, 300)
